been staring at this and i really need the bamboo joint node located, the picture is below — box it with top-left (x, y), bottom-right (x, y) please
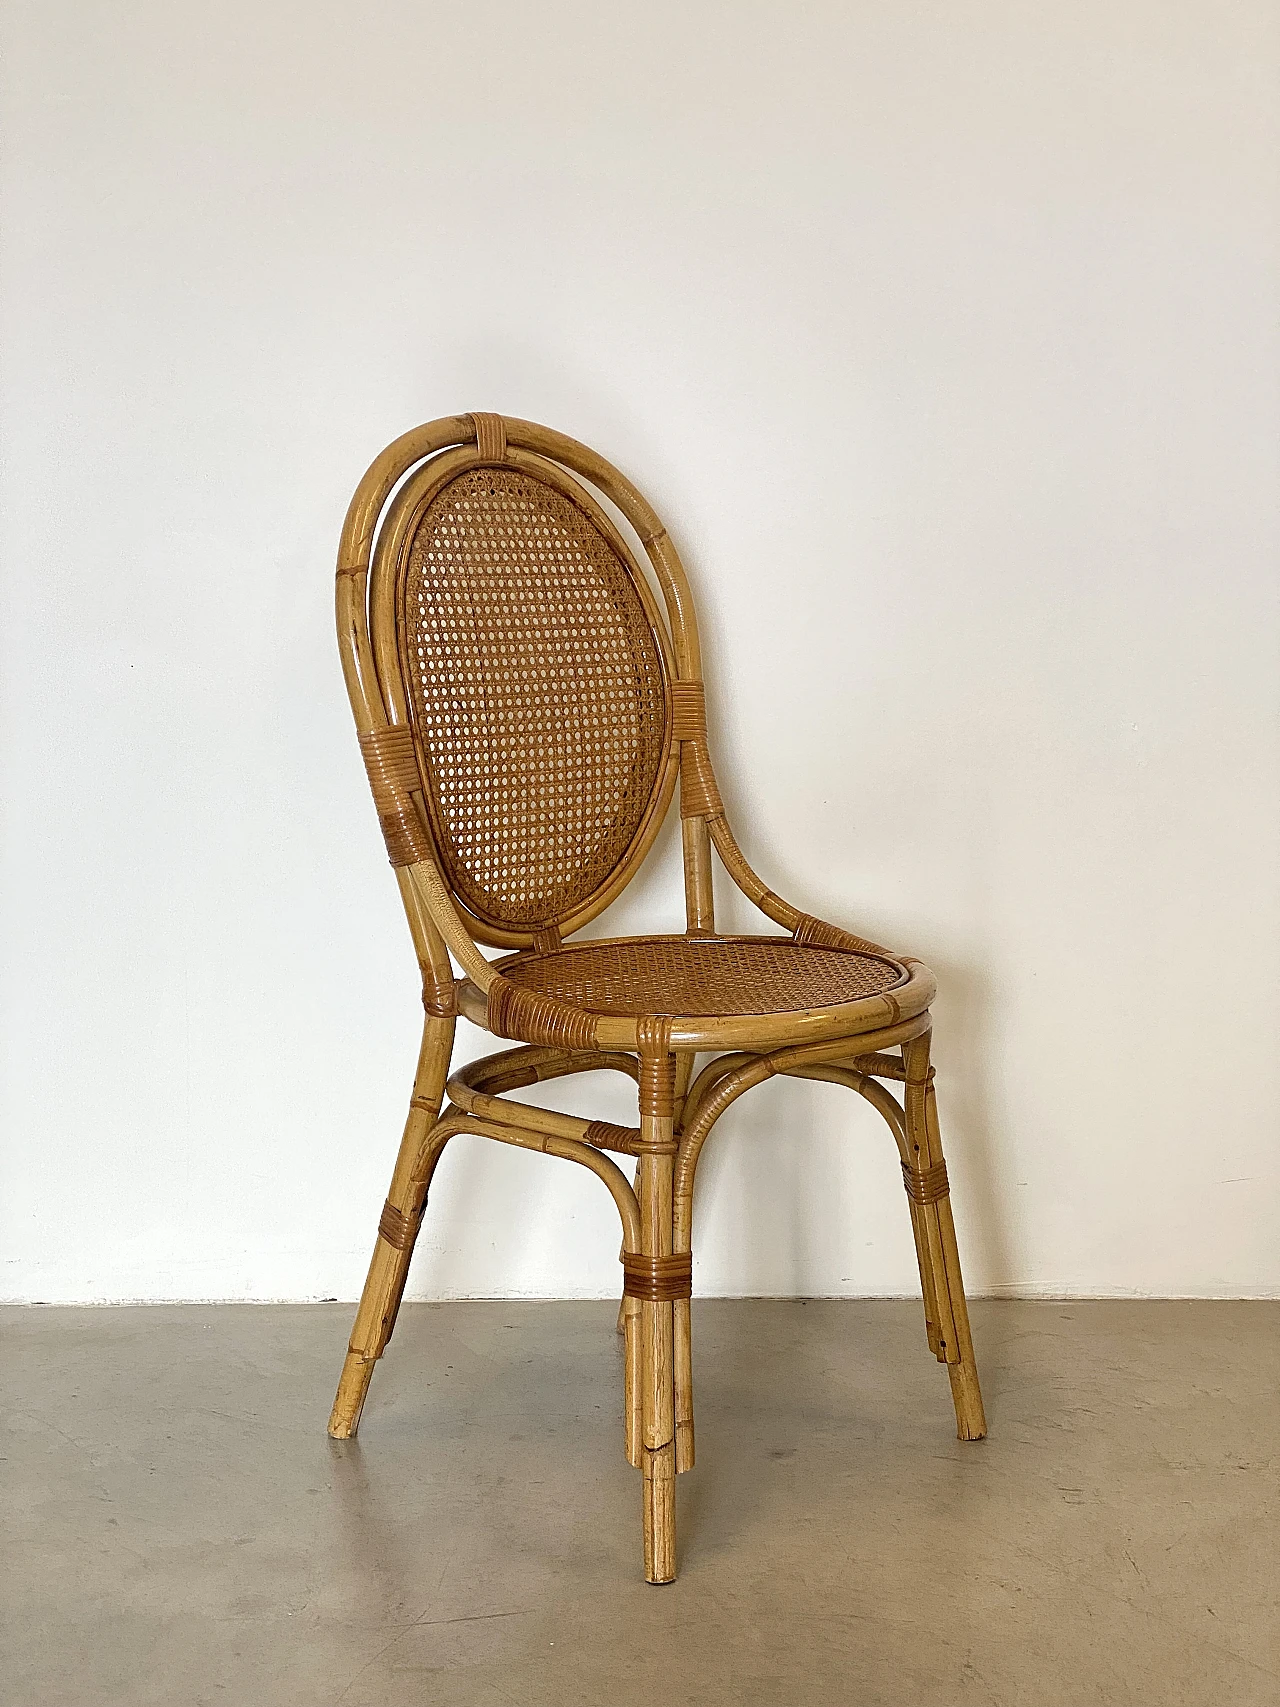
top-left (421, 974), bottom-right (456, 1016)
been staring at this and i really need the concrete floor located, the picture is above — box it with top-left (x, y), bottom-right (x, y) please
top-left (3, 1301), bottom-right (1276, 1706)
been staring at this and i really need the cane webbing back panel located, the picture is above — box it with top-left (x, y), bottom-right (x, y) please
top-left (497, 936), bottom-right (908, 1018)
top-left (397, 465), bottom-right (670, 933)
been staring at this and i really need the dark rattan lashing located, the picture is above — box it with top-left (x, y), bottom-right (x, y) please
top-left (330, 411), bottom-right (987, 1587)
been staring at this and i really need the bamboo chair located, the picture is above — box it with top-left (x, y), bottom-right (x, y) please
top-left (328, 413), bottom-right (986, 1583)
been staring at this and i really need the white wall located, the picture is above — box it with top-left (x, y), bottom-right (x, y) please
top-left (2, 3), bottom-right (1277, 1303)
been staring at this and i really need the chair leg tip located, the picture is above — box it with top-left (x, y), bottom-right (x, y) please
top-left (329, 1351), bottom-right (377, 1438)
top-left (947, 1360), bottom-right (986, 1441)
top-left (328, 1398), bottom-right (362, 1438)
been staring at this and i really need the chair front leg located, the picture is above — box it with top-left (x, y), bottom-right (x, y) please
top-left (902, 1032), bottom-right (986, 1441)
top-left (621, 1052), bottom-right (693, 1339)
top-left (328, 1012), bottom-right (456, 1438)
top-left (629, 1033), bottom-right (682, 1583)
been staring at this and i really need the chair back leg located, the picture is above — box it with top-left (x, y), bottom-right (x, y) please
top-left (635, 1045), bottom-right (679, 1583)
top-left (328, 1014), bottom-right (456, 1438)
top-left (902, 1033), bottom-right (987, 1441)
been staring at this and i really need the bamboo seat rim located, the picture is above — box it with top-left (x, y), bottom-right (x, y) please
top-left (454, 944), bottom-right (937, 1052)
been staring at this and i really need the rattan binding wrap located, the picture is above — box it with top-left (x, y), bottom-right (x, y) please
top-left (398, 466), bottom-right (670, 933)
top-left (359, 725), bottom-right (433, 867)
top-left (378, 1199), bottom-right (422, 1252)
top-left (584, 1119), bottom-right (644, 1153)
top-left (468, 411), bottom-right (507, 461)
top-left (497, 937), bottom-right (907, 1018)
top-left (486, 974), bottom-right (598, 1052)
top-left (679, 743), bottom-right (724, 820)
top-left (794, 913), bottom-right (888, 956)
top-left (637, 1042), bottom-right (676, 1126)
top-left (622, 1251), bottom-right (693, 1302)
top-left (902, 1158), bottom-right (950, 1204)
top-left (670, 680), bottom-right (708, 742)
top-left (670, 680), bottom-right (723, 819)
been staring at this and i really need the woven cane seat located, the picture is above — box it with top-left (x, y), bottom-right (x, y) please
top-left (496, 935), bottom-right (908, 1019)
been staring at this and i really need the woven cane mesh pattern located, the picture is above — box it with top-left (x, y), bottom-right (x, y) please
top-left (497, 936), bottom-right (907, 1018)
top-left (400, 468), bottom-right (669, 929)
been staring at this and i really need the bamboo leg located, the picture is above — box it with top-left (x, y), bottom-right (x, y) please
top-left (670, 1049), bottom-right (696, 1472)
top-left (673, 1293), bottom-right (694, 1473)
top-left (636, 1045), bottom-right (678, 1583)
top-left (906, 1196), bottom-right (945, 1359)
top-left (638, 1157), bottom-right (677, 1582)
top-left (927, 1078), bottom-right (987, 1440)
top-left (623, 1291), bottom-right (642, 1468)
top-left (672, 1047), bottom-right (696, 1132)
top-left (328, 1013), bottom-right (455, 1439)
top-left (902, 1033), bottom-right (986, 1442)
top-left (618, 1156), bottom-right (644, 1338)
top-left (623, 1049), bottom-right (693, 1340)
top-left (621, 1151), bottom-right (645, 1466)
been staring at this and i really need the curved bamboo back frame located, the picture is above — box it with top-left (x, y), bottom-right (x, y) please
top-left (336, 414), bottom-right (715, 967)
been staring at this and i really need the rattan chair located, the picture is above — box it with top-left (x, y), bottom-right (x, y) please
top-left (328, 412), bottom-right (986, 1583)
